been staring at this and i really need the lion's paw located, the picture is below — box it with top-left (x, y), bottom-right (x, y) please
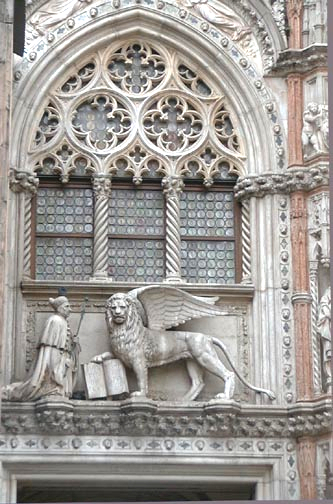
top-left (214, 393), bottom-right (233, 400)
top-left (130, 391), bottom-right (146, 397)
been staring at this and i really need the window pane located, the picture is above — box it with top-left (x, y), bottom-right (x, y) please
top-left (36, 187), bottom-right (93, 234)
top-left (109, 188), bottom-right (164, 236)
top-left (35, 237), bottom-right (93, 280)
top-left (181, 240), bottom-right (235, 284)
top-left (180, 190), bottom-right (234, 237)
top-left (108, 238), bottom-right (164, 282)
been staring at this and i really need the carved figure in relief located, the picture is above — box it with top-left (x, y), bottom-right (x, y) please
top-left (2, 297), bottom-right (80, 401)
top-left (302, 103), bottom-right (329, 157)
top-left (29, 0), bottom-right (92, 35)
top-left (317, 286), bottom-right (331, 392)
top-left (93, 286), bottom-right (275, 401)
top-left (178, 0), bottom-right (251, 41)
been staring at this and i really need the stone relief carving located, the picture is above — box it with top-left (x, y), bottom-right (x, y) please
top-left (28, 0), bottom-right (93, 35)
top-left (234, 164), bottom-right (329, 201)
top-left (178, 0), bottom-right (251, 41)
top-left (309, 192), bottom-right (330, 268)
top-left (308, 192), bottom-right (330, 394)
top-left (1, 399), bottom-right (331, 437)
top-left (9, 168), bottom-right (39, 194)
top-left (2, 297), bottom-right (80, 401)
top-left (176, 0), bottom-right (259, 63)
top-left (303, 0), bottom-right (327, 46)
top-left (302, 103), bottom-right (329, 159)
top-left (91, 286), bottom-right (275, 401)
top-left (271, 0), bottom-right (287, 38)
top-left (317, 287), bottom-right (331, 393)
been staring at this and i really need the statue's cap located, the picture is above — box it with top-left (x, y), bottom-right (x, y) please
top-left (49, 296), bottom-right (69, 310)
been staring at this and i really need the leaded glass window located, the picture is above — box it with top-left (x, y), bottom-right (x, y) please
top-left (30, 40), bottom-right (245, 284)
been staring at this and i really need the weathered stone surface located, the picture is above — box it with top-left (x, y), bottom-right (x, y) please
top-left (1, 398), bottom-right (331, 438)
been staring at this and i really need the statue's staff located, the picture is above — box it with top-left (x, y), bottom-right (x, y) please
top-left (75, 296), bottom-right (89, 343)
top-left (72, 296), bottom-right (89, 361)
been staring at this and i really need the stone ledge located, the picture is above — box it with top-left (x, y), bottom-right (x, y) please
top-left (1, 396), bottom-right (331, 438)
top-left (267, 45), bottom-right (327, 76)
top-left (20, 280), bottom-right (255, 301)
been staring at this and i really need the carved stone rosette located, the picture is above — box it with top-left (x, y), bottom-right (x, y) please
top-left (9, 169), bottom-right (39, 278)
top-left (92, 176), bottom-right (112, 278)
top-left (162, 176), bottom-right (184, 283)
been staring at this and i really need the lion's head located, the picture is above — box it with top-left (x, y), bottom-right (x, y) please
top-left (105, 293), bottom-right (145, 357)
top-left (106, 293), bottom-right (129, 325)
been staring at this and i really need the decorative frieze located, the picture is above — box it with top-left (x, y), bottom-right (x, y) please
top-left (234, 165), bottom-right (329, 201)
top-left (1, 399), bottom-right (331, 437)
top-left (278, 196), bottom-right (295, 404)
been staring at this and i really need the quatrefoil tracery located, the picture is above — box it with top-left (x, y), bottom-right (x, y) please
top-left (142, 94), bottom-right (204, 153)
top-left (30, 40), bottom-right (245, 177)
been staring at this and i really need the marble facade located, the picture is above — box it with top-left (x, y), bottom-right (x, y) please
top-left (0, 0), bottom-right (331, 501)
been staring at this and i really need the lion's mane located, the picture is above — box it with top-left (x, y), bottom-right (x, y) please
top-left (106, 294), bottom-right (146, 368)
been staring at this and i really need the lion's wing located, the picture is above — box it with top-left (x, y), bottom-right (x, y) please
top-left (136, 286), bottom-right (225, 330)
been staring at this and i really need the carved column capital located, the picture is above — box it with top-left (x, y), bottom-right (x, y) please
top-left (9, 169), bottom-right (39, 196)
top-left (162, 176), bottom-right (184, 198)
top-left (92, 175), bottom-right (112, 200)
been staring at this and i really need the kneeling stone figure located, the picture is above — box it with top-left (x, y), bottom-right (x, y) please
top-left (93, 286), bottom-right (275, 401)
top-left (2, 296), bottom-right (80, 401)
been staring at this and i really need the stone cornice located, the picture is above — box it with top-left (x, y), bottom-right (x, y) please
top-left (20, 279), bottom-right (255, 301)
top-left (234, 164), bottom-right (329, 201)
top-left (1, 397), bottom-right (331, 438)
top-left (267, 45), bottom-right (327, 77)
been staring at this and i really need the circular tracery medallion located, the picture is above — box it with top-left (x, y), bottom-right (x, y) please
top-left (142, 94), bottom-right (204, 153)
top-left (71, 94), bottom-right (132, 152)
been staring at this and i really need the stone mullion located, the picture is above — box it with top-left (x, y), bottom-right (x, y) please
top-left (23, 193), bottom-right (33, 278)
top-left (92, 176), bottom-right (112, 279)
top-left (309, 261), bottom-right (321, 394)
top-left (240, 200), bottom-right (251, 283)
top-left (162, 176), bottom-right (184, 283)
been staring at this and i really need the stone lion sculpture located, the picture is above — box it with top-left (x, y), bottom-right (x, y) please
top-left (94, 286), bottom-right (275, 401)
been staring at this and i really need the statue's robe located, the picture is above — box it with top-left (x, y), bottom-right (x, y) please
top-left (29, 0), bottom-right (90, 34)
top-left (2, 314), bottom-right (78, 401)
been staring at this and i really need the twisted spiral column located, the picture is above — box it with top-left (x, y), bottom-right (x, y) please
top-left (241, 200), bottom-right (252, 283)
top-left (93, 176), bottom-right (112, 278)
top-left (162, 176), bottom-right (184, 283)
top-left (23, 194), bottom-right (33, 277)
top-left (309, 262), bottom-right (321, 393)
top-left (9, 169), bottom-right (39, 278)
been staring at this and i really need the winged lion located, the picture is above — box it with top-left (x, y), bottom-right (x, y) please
top-left (93, 286), bottom-right (275, 401)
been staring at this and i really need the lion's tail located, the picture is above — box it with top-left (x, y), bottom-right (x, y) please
top-left (212, 337), bottom-right (276, 400)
